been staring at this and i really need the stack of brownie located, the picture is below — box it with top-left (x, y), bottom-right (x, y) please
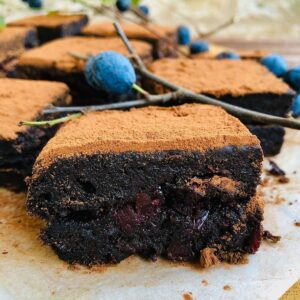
top-left (16, 36), bottom-right (152, 103)
top-left (147, 58), bottom-right (294, 156)
top-left (27, 104), bottom-right (264, 266)
top-left (0, 78), bottom-right (70, 190)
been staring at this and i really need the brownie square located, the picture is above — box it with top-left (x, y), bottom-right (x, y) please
top-left (16, 36), bottom-right (153, 103)
top-left (9, 14), bottom-right (88, 44)
top-left (147, 58), bottom-right (294, 155)
top-left (0, 78), bottom-right (70, 190)
top-left (81, 21), bottom-right (178, 59)
top-left (27, 104), bottom-right (263, 265)
top-left (0, 26), bottom-right (38, 77)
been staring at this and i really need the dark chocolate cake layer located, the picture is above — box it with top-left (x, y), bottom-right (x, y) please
top-left (41, 195), bottom-right (263, 265)
top-left (27, 104), bottom-right (263, 265)
top-left (9, 14), bottom-right (88, 44)
top-left (81, 21), bottom-right (178, 59)
top-left (0, 78), bottom-right (70, 190)
top-left (16, 37), bottom-right (153, 101)
top-left (247, 125), bottom-right (285, 156)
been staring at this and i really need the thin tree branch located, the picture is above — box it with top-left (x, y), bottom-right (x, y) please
top-left (115, 23), bottom-right (300, 130)
top-left (43, 92), bottom-right (180, 114)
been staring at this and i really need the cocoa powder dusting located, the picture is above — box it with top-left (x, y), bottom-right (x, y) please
top-left (34, 104), bottom-right (260, 170)
top-left (149, 58), bottom-right (290, 97)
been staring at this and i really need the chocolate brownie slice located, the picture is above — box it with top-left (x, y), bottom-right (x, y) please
top-left (0, 27), bottom-right (38, 77)
top-left (9, 14), bottom-right (88, 44)
top-left (81, 21), bottom-right (177, 59)
top-left (148, 59), bottom-right (294, 156)
top-left (27, 104), bottom-right (263, 265)
top-left (16, 37), bottom-right (153, 103)
top-left (0, 78), bottom-right (70, 190)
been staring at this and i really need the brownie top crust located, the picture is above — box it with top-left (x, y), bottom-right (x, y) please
top-left (0, 78), bottom-right (70, 141)
top-left (36, 104), bottom-right (259, 167)
top-left (18, 37), bottom-right (152, 72)
top-left (9, 14), bottom-right (87, 28)
top-left (149, 58), bottom-right (290, 97)
top-left (81, 21), bottom-right (175, 41)
top-left (0, 26), bottom-right (36, 62)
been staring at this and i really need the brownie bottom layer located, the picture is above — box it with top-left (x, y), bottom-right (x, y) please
top-left (42, 195), bottom-right (263, 266)
top-left (247, 125), bottom-right (285, 156)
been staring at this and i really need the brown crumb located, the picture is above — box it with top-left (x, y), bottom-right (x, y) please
top-left (277, 176), bottom-right (290, 184)
top-left (223, 285), bottom-right (232, 291)
top-left (199, 248), bottom-right (220, 268)
top-left (294, 222), bottom-right (300, 227)
top-left (263, 230), bottom-right (281, 243)
top-left (182, 292), bottom-right (193, 300)
top-left (201, 280), bottom-right (208, 286)
top-left (261, 177), bottom-right (269, 187)
top-left (2, 251), bottom-right (8, 255)
top-left (274, 196), bottom-right (286, 205)
top-left (267, 160), bottom-right (286, 176)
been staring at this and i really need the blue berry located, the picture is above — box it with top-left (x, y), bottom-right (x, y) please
top-left (138, 5), bottom-right (149, 16)
top-left (116, 0), bottom-right (131, 12)
top-left (216, 51), bottom-right (240, 60)
top-left (28, 0), bottom-right (42, 8)
top-left (85, 51), bottom-right (136, 94)
top-left (189, 40), bottom-right (209, 54)
top-left (177, 25), bottom-right (190, 46)
top-left (261, 54), bottom-right (287, 77)
top-left (292, 94), bottom-right (300, 116)
top-left (285, 65), bottom-right (300, 91)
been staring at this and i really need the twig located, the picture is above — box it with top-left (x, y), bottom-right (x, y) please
top-left (19, 113), bottom-right (81, 127)
top-left (200, 16), bottom-right (236, 38)
top-left (113, 21), bottom-right (146, 70)
top-left (115, 23), bottom-right (300, 130)
top-left (43, 92), bottom-right (180, 114)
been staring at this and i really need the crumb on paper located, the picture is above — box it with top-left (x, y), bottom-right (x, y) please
top-left (223, 285), bottom-right (232, 291)
top-left (201, 279), bottom-right (208, 286)
top-left (294, 222), bottom-right (300, 227)
top-left (277, 176), bottom-right (290, 184)
top-left (274, 195), bottom-right (286, 205)
top-left (2, 251), bottom-right (8, 255)
top-left (199, 248), bottom-right (220, 268)
top-left (182, 292), bottom-right (193, 300)
top-left (263, 230), bottom-right (281, 243)
top-left (267, 160), bottom-right (286, 176)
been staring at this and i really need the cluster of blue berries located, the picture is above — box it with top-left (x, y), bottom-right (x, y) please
top-left (85, 51), bottom-right (136, 94)
top-left (176, 25), bottom-right (240, 59)
top-left (22, 0), bottom-right (43, 9)
top-left (260, 54), bottom-right (300, 116)
top-left (116, 0), bottom-right (150, 16)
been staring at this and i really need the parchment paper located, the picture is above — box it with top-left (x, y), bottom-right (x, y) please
top-left (0, 129), bottom-right (299, 300)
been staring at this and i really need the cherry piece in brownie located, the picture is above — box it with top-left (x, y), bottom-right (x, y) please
top-left (81, 21), bottom-right (178, 59)
top-left (148, 58), bottom-right (294, 156)
top-left (27, 104), bottom-right (263, 266)
top-left (9, 14), bottom-right (88, 44)
top-left (0, 78), bottom-right (70, 190)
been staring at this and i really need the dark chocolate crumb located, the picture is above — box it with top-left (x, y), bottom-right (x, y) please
top-left (294, 222), bottom-right (300, 227)
top-left (263, 230), bottom-right (281, 243)
top-left (267, 160), bottom-right (286, 176)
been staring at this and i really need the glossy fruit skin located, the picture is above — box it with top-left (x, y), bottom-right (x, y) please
top-left (189, 40), bottom-right (209, 54)
top-left (138, 5), bottom-right (149, 16)
top-left (28, 0), bottom-right (42, 8)
top-left (216, 51), bottom-right (240, 60)
top-left (85, 51), bottom-right (136, 94)
top-left (116, 0), bottom-right (131, 12)
top-left (292, 94), bottom-right (300, 117)
top-left (177, 25), bottom-right (191, 46)
top-left (261, 54), bottom-right (287, 77)
top-left (285, 65), bottom-right (300, 91)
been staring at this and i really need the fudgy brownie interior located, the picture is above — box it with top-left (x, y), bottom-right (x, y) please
top-left (27, 104), bottom-right (263, 265)
top-left (0, 78), bottom-right (70, 190)
top-left (9, 14), bottom-right (88, 44)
